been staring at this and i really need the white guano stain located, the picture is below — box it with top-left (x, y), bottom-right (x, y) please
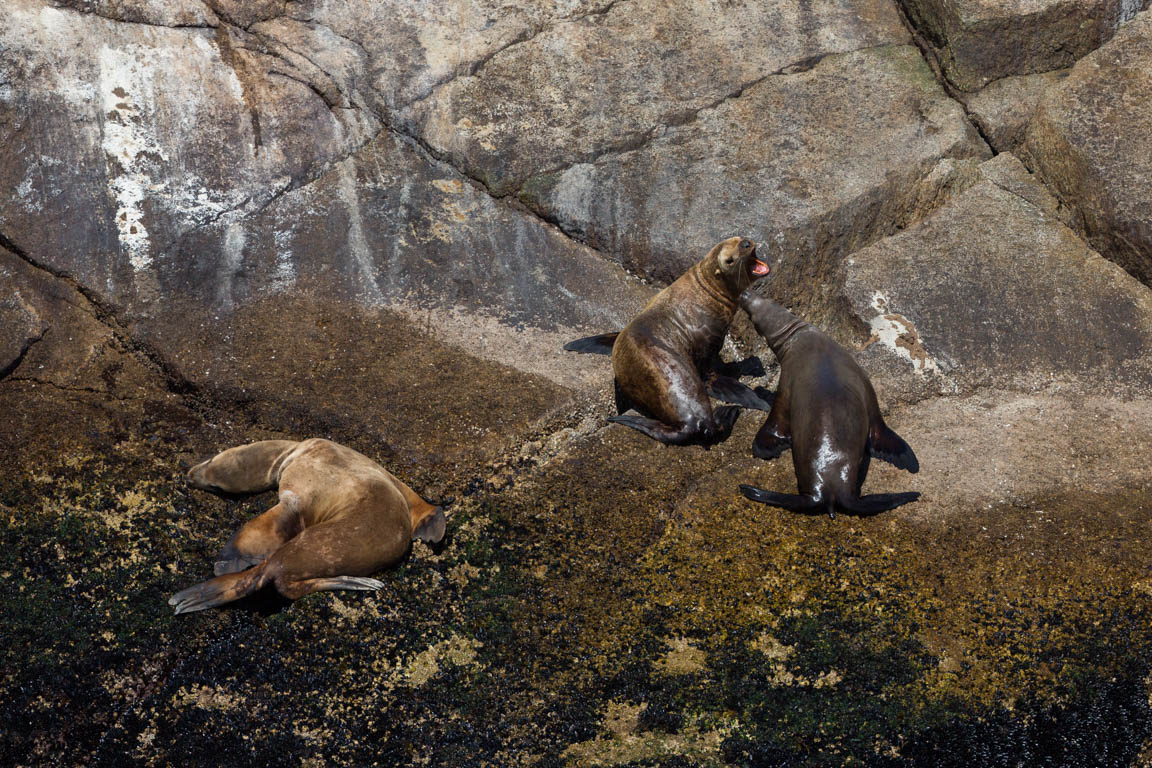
top-left (271, 226), bottom-right (297, 292)
top-left (868, 292), bottom-right (942, 376)
top-left (217, 222), bottom-right (246, 308)
top-left (98, 44), bottom-right (170, 272)
top-left (337, 159), bottom-right (384, 305)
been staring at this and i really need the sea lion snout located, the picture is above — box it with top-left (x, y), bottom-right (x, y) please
top-left (186, 459), bottom-right (210, 488)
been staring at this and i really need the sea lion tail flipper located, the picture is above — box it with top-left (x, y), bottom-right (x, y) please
top-left (168, 564), bottom-right (273, 615)
top-left (869, 426), bottom-right (920, 474)
top-left (839, 492), bottom-right (921, 515)
top-left (413, 506), bottom-right (447, 544)
top-left (738, 484), bottom-right (822, 512)
top-left (706, 375), bottom-right (774, 411)
top-left (563, 332), bottom-right (619, 354)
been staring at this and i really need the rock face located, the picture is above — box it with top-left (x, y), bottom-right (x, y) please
top-left (901, 0), bottom-right (1150, 91)
top-left (1027, 10), bottom-right (1152, 285)
top-left (0, 0), bottom-right (378, 299)
top-left (961, 69), bottom-right (1068, 153)
top-left (520, 45), bottom-right (990, 329)
top-left (400, 0), bottom-right (909, 195)
top-left (3, 0), bottom-right (1152, 765)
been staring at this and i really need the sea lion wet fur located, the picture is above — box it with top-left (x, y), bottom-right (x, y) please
top-left (738, 291), bottom-right (920, 516)
top-left (565, 237), bottom-right (772, 445)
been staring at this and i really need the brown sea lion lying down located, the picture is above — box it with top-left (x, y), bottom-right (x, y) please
top-left (564, 236), bottom-right (772, 446)
top-left (170, 439), bottom-right (445, 614)
top-left (739, 291), bottom-right (920, 516)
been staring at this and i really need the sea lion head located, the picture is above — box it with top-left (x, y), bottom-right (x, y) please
top-left (186, 440), bottom-right (293, 494)
top-left (708, 236), bottom-right (770, 295)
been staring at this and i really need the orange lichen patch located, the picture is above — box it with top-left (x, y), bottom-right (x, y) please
top-left (887, 314), bottom-right (932, 369)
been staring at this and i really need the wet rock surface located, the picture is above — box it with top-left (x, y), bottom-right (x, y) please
top-left (3, 0), bottom-right (1152, 765)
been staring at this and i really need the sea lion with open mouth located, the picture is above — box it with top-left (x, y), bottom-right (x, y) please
top-left (169, 439), bottom-right (446, 614)
top-left (738, 291), bottom-right (920, 516)
top-left (565, 237), bottom-right (772, 446)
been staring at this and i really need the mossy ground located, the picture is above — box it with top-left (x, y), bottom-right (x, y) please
top-left (3, 328), bottom-right (1152, 766)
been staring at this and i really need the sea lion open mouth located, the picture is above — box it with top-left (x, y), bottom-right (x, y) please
top-left (751, 258), bottom-right (770, 277)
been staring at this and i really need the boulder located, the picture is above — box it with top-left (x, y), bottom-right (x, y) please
top-left (1026, 10), bottom-right (1152, 285)
top-left (844, 154), bottom-right (1152, 401)
top-left (901, 0), bottom-right (1149, 91)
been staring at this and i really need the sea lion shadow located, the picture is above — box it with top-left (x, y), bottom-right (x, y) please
top-left (214, 533), bottom-right (453, 617)
top-left (222, 586), bottom-right (293, 616)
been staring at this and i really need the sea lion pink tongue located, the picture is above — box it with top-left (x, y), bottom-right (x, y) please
top-left (738, 291), bottom-right (920, 516)
top-left (169, 439), bottom-right (446, 614)
top-left (565, 237), bottom-right (772, 446)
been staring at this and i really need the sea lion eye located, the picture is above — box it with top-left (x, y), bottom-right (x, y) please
top-left (740, 239), bottom-right (753, 250)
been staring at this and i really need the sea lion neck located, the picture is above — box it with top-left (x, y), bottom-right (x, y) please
top-left (741, 291), bottom-right (809, 358)
top-left (687, 260), bottom-right (739, 314)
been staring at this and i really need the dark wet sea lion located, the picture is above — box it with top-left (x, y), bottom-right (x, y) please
top-left (565, 237), bottom-right (772, 445)
top-left (738, 291), bottom-right (920, 516)
top-left (169, 439), bottom-right (446, 614)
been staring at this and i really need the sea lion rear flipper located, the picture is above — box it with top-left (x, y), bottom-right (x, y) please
top-left (413, 507), bottom-right (447, 544)
top-left (563, 332), bottom-right (619, 354)
top-left (278, 576), bottom-right (386, 599)
top-left (169, 564), bottom-right (273, 615)
top-left (868, 425), bottom-right (920, 474)
top-left (839, 492), bottom-right (921, 515)
top-left (706, 375), bottom-right (773, 411)
top-left (608, 413), bottom-right (687, 443)
top-left (739, 484), bottom-right (821, 512)
top-left (610, 406), bottom-right (740, 446)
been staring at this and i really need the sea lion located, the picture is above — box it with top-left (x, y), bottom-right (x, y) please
top-left (738, 291), bottom-right (920, 516)
top-left (169, 438), bottom-right (446, 614)
top-left (564, 236), bottom-right (772, 445)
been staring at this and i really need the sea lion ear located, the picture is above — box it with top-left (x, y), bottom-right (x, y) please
top-left (413, 507), bottom-right (447, 544)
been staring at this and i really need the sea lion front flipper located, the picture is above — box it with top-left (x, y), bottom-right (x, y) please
top-left (713, 356), bottom-right (767, 378)
top-left (706, 374), bottom-right (774, 411)
top-left (563, 332), bottom-right (619, 354)
top-left (739, 485), bottom-right (822, 513)
top-left (413, 507), bottom-right (447, 544)
top-left (613, 379), bottom-right (636, 416)
top-left (610, 405), bottom-right (741, 446)
top-left (214, 493), bottom-right (305, 576)
top-left (868, 424), bottom-right (920, 474)
top-left (752, 406), bottom-right (791, 461)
